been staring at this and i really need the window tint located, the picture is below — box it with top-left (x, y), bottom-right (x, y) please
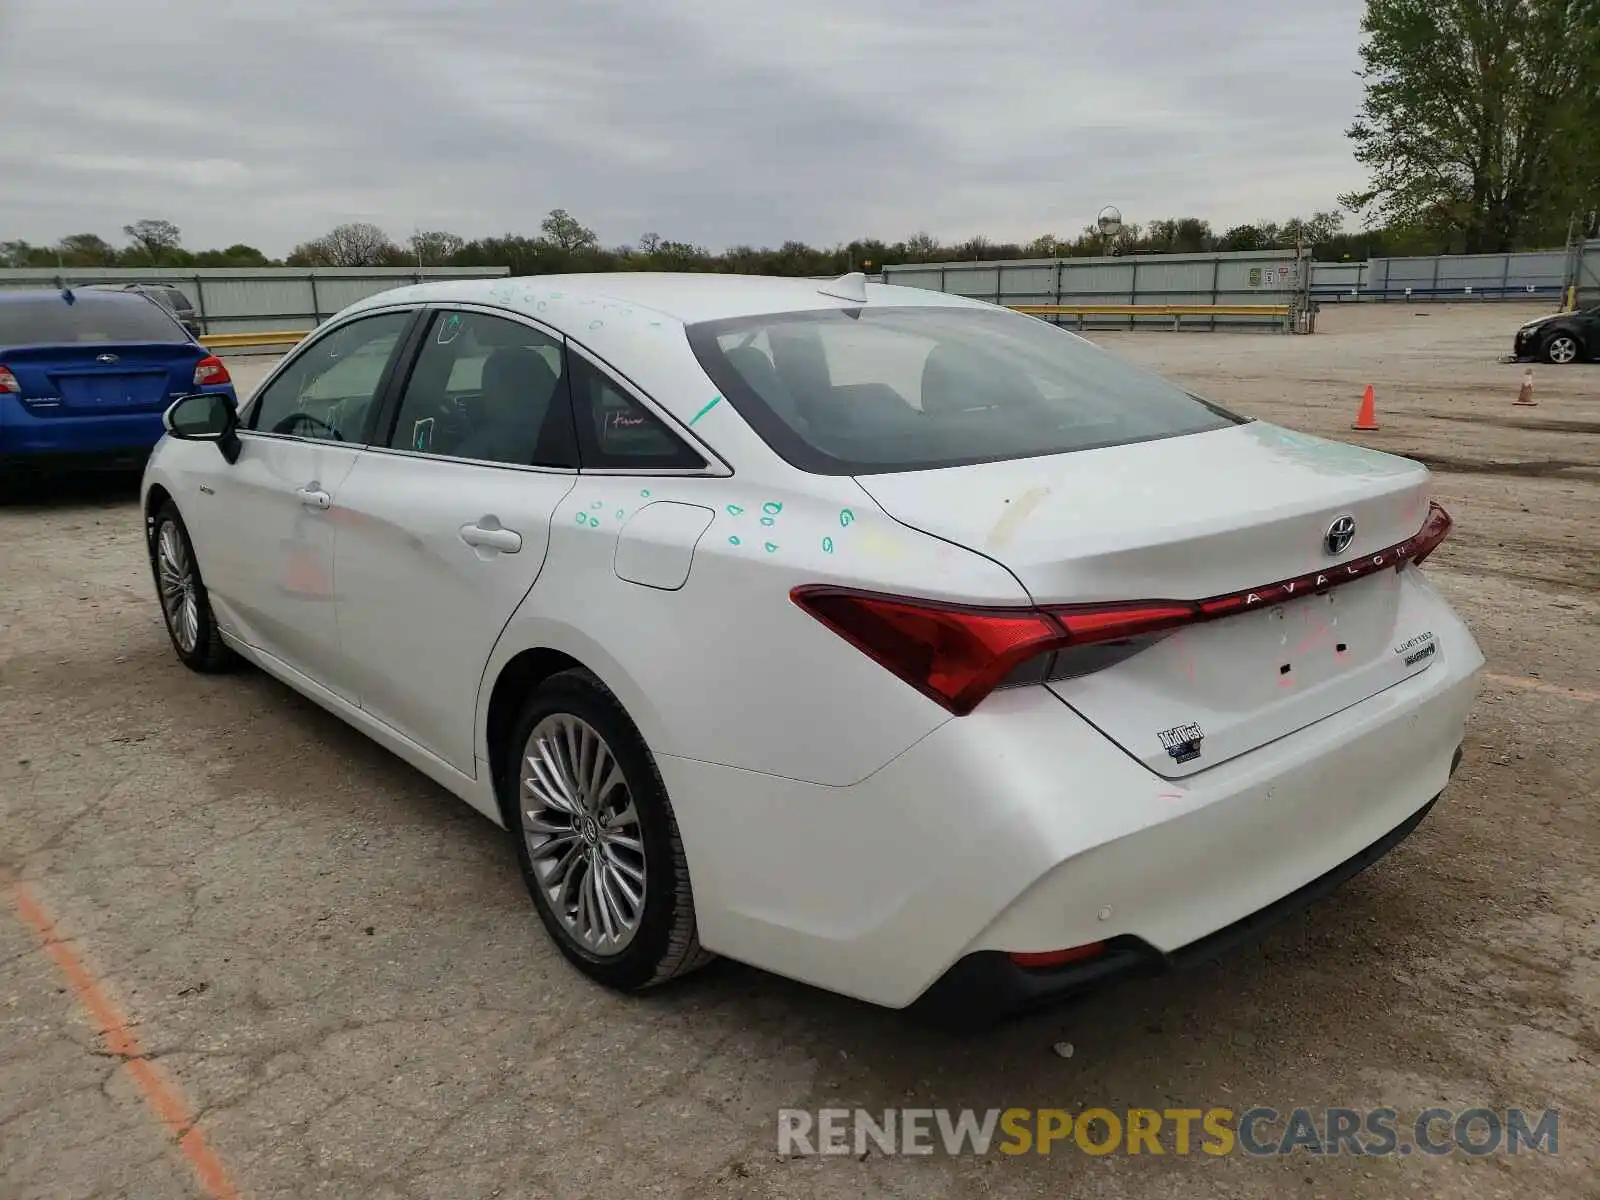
top-left (685, 306), bottom-right (1244, 475)
top-left (385, 311), bottom-right (575, 468)
top-left (568, 354), bottom-right (705, 470)
top-left (0, 293), bottom-right (185, 345)
top-left (247, 311), bottom-right (411, 442)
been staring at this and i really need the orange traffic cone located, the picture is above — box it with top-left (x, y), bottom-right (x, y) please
top-left (1351, 384), bottom-right (1380, 431)
top-left (1514, 369), bottom-right (1536, 406)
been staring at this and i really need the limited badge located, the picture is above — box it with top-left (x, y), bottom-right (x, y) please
top-left (1157, 721), bottom-right (1205, 764)
top-left (1393, 631), bottom-right (1437, 667)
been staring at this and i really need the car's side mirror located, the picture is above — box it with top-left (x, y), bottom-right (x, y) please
top-left (164, 392), bottom-right (242, 463)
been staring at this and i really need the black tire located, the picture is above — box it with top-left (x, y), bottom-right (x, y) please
top-left (149, 501), bottom-right (239, 673)
top-left (1540, 331), bottom-right (1582, 365)
top-left (503, 668), bottom-right (713, 991)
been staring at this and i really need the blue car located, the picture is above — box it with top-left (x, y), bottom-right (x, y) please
top-left (0, 288), bottom-right (237, 472)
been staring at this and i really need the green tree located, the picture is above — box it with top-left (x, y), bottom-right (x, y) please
top-left (540, 209), bottom-right (598, 254)
top-left (1343, 0), bottom-right (1600, 252)
top-left (122, 218), bottom-right (182, 264)
top-left (408, 230), bottom-right (465, 266)
top-left (56, 233), bottom-right (119, 266)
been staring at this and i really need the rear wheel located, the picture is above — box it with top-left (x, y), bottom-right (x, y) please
top-left (1541, 332), bottom-right (1580, 364)
top-left (151, 502), bottom-right (238, 673)
top-left (504, 669), bottom-right (712, 991)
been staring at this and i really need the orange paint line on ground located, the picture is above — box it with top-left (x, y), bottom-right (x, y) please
top-left (8, 882), bottom-right (241, 1200)
top-left (1483, 673), bottom-right (1600, 704)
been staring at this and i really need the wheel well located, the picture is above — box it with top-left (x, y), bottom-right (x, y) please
top-left (143, 483), bottom-right (172, 548)
top-left (485, 647), bottom-right (584, 823)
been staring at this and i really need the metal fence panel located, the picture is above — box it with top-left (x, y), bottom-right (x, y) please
top-left (0, 266), bottom-right (509, 332)
top-left (884, 249), bottom-right (1301, 330)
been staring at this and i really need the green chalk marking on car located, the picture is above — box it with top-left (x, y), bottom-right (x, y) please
top-left (839, 509), bottom-right (855, 527)
top-left (690, 395), bottom-right (722, 426)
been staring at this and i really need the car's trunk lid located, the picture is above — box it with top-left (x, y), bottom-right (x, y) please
top-left (854, 422), bottom-right (1444, 777)
top-left (1, 342), bottom-right (202, 415)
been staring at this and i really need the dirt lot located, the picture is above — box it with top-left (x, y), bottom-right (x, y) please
top-left (2, 302), bottom-right (1596, 1199)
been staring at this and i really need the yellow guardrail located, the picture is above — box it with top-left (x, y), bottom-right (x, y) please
top-left (1010, 303), bottom-right (1291, 318)
top-left (200, 330), bottom-right (309, 350)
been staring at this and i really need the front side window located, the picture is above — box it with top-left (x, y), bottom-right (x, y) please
top-left (685, 305), bottom-right (1245, 474)
top-left (384, 310), bottom-right (575, 467)
top-left (246, 311), bottom-right (411, 442)
top-left (0, 293), bottom-right (185, 345)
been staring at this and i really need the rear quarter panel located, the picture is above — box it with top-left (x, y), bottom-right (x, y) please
top-left (478, 462), bottom-right (1034, 787)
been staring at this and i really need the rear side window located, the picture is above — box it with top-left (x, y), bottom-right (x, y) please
top-left (154, 287), bottom-right (194, 313)
top-left (0, 293), bottom-right (186, 345)
top-left (685, 306), bottom-right (1244, 474)
top-left (567, 353), bottom-right (705, 470)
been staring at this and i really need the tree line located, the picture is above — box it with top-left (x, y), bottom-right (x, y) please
top-left (0, 206), bottom-right (1573, 281)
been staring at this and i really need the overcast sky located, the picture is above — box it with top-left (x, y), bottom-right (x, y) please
top-left (0, 0), bottom-right (1367, 256)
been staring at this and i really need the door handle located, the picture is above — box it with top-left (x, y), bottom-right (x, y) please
top-left (295, 486), bottom-right (331, 510)
top-left (459, 521), bottom-right (522, 554)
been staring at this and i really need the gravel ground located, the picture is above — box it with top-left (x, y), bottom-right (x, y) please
top-left (1, 301), bottom-right (1596, 1199)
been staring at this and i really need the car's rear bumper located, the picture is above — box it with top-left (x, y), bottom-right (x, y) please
top-left (908, 750), bottom-right (1458, 1026)
top-left (658, 573), bottom-right (1484, 1014)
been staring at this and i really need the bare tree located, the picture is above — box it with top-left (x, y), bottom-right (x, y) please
top-left (290, 222), bottom-right (399, 267)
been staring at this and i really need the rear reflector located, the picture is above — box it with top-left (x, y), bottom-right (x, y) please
top-left (1009, 942), bottom-right (1106, 969)
top-left (0, 366), bottom-right (17, 394)
top-left (193, 355), bottom-right (231, 387)
top-left (792, 502), bottom-right (1454, 715)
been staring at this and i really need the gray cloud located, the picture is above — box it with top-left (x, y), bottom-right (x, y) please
top-left (0, 0), bottom-right (1365, 255)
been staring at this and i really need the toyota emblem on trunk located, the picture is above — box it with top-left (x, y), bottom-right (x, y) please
top-left (1325, 515), bottom-right (1357, 556)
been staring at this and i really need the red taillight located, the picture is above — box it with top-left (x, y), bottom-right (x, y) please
top-left (1050, 601), bottom-right (1197, 643)
top-left (792, 502), bottom-right (1455, 715)
top-left (1409, 500), bottom-right (1453, 564)
top-left (0, 365), bottom-right (18, 394)
top-left (789, 587), bottom-right (1066, 716)
top-left (193, 355), bottom-right (231, 387)
top-left (1009, 942), bottom-right (1107, 970)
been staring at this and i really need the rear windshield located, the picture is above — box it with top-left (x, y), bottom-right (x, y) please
top-left (0, 293), bottom-right (187, 346)
top-left (685, 305), bottom-right (1244, 474)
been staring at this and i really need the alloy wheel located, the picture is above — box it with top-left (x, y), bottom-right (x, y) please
top-left (519, 713), bottom-right (647, 956)
top-left (156, 521), bottom-right (200, 654)
top-left (1547, 335), bottom-right (1578, 364)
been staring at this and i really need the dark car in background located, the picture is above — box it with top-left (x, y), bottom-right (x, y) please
top-left (1512, 304), bottom-right (1600, 364)
top-left (82, 282), bottom-right (204, 339)
top-left (0, 289), bottom-right (236, 473)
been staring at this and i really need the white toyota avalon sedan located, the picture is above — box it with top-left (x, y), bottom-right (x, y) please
top-left (142, 272), bottom-right (1482, 1023)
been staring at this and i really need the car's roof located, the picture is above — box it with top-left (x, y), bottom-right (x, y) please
top-left (349, 272), bottom-right (990, 328)
top-left (0, 287), bottom-right (153, 305)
